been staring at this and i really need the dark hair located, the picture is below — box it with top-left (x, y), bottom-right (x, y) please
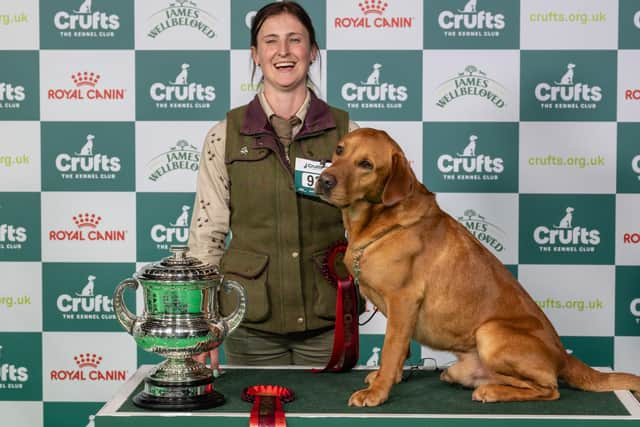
top-left (249, 1), bottom-right (320, 85)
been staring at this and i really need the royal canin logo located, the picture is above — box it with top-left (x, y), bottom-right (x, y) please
top-left (49, 353), bottom-right (127, 382)
top-left (48, 213), bottom-right (127, 241)
top-left (48, 71), bottom-right (125, 101)
top-left (334, 0), bottom-right (414, 29)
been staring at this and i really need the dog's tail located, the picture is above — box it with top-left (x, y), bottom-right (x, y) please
top-left (560, 354), bottom-right (640, 399)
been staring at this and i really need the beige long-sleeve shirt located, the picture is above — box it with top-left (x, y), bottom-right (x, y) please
top-left (188, 91), bottom-right (358, 266)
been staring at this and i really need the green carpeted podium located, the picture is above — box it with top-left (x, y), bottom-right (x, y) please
top-left (94, 365), bottom-right (640, 427)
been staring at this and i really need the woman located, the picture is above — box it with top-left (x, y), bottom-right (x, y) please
top-left (188, 1), bottom-right (358, 372)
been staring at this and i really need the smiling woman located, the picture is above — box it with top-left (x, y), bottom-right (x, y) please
top-left (187, 1), bottom-right (359, 372)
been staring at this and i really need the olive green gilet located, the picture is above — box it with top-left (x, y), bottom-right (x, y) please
top-left (218, 104), bottom-right (349, 334)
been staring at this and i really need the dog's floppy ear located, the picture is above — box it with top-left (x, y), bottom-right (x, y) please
top-left (382, 152), bottom-right (414, 206)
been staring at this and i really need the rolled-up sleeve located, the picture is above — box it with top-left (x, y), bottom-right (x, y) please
top-left (188, 121), bottom-right (230, 266)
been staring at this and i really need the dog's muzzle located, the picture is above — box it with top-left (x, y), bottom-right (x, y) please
top-left (316, 172), bottom-right (337, 196)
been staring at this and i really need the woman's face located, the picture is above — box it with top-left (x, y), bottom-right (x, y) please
top-left (251, 12), bottom-right (317, 94)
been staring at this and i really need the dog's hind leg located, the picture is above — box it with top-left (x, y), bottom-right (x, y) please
top-left (472, 320), bottom-right (562, 402)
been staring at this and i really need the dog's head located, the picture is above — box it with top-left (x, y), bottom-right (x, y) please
top-left (316, 128), bottom-right (414, 209)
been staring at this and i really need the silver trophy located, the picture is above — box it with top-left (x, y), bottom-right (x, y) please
top-left (114, 246), bottom-right (247, 410)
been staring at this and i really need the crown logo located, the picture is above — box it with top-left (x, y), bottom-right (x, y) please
top-left (74, 353), bottom-right (103, 368)
top-left (71, 72), bottom-right (101, 87)
top-left (359, 0), bottom-right (388, 15)
top-left (73, 213), bottom-right (102, 228)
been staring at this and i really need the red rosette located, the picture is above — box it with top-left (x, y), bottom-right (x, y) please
top-left (320, 240), bottom-right (350, 286)
top-left (241, 384), bottom-right (295, 403)
top-left (241, 385), bottom-right (295, 427)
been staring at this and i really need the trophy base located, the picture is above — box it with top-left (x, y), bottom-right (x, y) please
top-left (132, 376), bottom-right (226, 411)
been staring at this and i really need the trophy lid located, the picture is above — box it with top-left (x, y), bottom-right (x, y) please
top-left (135, 245), bottom-right (220, 281)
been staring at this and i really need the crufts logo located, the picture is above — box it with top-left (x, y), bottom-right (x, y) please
top-left (147, 139), bottom-right (200, 182)
top-left (150, 63), bottom-right (216, 108)
top-left (533, 207), bottom-right (600, 253)
top-left (56, 274), bottom-right (115, 320)
top-left (631, 297), bottom-right (640, 324)
top-left (334, 0), bottom-right (414, 29)
top-left (436, 65), bottom-right (506, 108)
top-left (635, 10), bottom-right (640, 29)
top-left (0, 223), bottom-right (27, 250)
top-left (0, 345), bottom-right (29, 388)
top-left (341, 63), bottom-right (408, 109)
top-left (0, 82), bottom-right (26, 109)
top-left (151, 206), bottom-right (190, 249)
top-left (147, 0), bottom-right (216, 39)
top-left (48, 212), bottom-right (127, 241)
top-left (437, 0), bottom-right (505, 36)
top-left (55, 133), bottom-right (121, 180)
top-left (436, 134), bottom-right (504, 181)
top-left (49, 353), bottom-right (127, 381)
top-left (48, 71), bottom-right (126, 101)
top-left (458, 209), bottom-right (505, 252)
top-left (53, 0), bottom-right (120, 36)
top-left (534, 63), bottom-right (602, 109)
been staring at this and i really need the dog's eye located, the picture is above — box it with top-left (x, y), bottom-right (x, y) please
top-left (335, 145), bottom-right (344, 155)
top-left (358, 159), bottom-right (373, 170)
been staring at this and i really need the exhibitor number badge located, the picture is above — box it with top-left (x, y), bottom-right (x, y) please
top-left (294, 158), bottom-right (330, 197)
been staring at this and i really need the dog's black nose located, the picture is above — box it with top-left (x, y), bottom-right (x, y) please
top-left (316, 172), bottom-right (337, 194)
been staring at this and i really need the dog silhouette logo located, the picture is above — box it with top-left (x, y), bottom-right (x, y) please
top-left (75, 0), bottom-right (92, 14)
top-left (457, 135), bottom-right (478, 157)
top-left (361, 63), bottom-right (382, 85)
top-left (76, 275), bottom-right (96, 297)
top-left (171, 205), bottom-right (191, 227)
top-left (554, 207), bottom-right (575, 229)
top-left (171, 63), bottom-right (190, 85)
top-left (458, 0), bottom-right (477, 13)
top-left (366, 346), bottom-right (381, 367)
top-left (555, 63), bottom-right (576, 86)
top-left (75, 134), bottom-right (95, 156)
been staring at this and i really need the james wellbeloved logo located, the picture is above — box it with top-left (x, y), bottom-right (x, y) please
top-left (519, 195), bottom-right (614, 264)
top-left (136, 51), bottom-right (228, 120)
top-left (458, 209), bottom-right (505, 253)
top-left (147, 0), bottom-right (217, 39)
top-left (423, 122), bottom-right (517, 193)
top-left (49, 353), bottom-right (127, 382)
top-left (328, 51), bottom-right (421, 120)
top-left (521, 51), bottom-right (616, 121)
top-left (0, 193), bottom-right (40, 261)
top-left (48, 213), bottom-right (128, 242)
top-left (47, 71), bottom-right (126, 101)
top-left (435, 65), bottom-right (507, 109)
top-left (334, 0), bottom-right (414, 29)
top-left (147, 140), bottom-right (200, 182)
top-left (40, 0), bottom-right (133, 48)
top-left (0, 52), bottom-right (39, 120)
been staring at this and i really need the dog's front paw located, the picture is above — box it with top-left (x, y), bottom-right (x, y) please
top-left (472, 385), bottom-right (499, 403)
top-left (364, 370), bottom-right (379, 385)
top-left (348, 387), bottom-right (389, 407)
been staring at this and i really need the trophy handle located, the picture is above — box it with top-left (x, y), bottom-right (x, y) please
top-left (219, 278), bottom-right (247, 335)
top-left (114, 278), bottom-right (140, 334)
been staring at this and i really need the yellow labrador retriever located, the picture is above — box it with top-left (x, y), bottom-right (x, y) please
top-left (315, 128), bottom-right (640, 407)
